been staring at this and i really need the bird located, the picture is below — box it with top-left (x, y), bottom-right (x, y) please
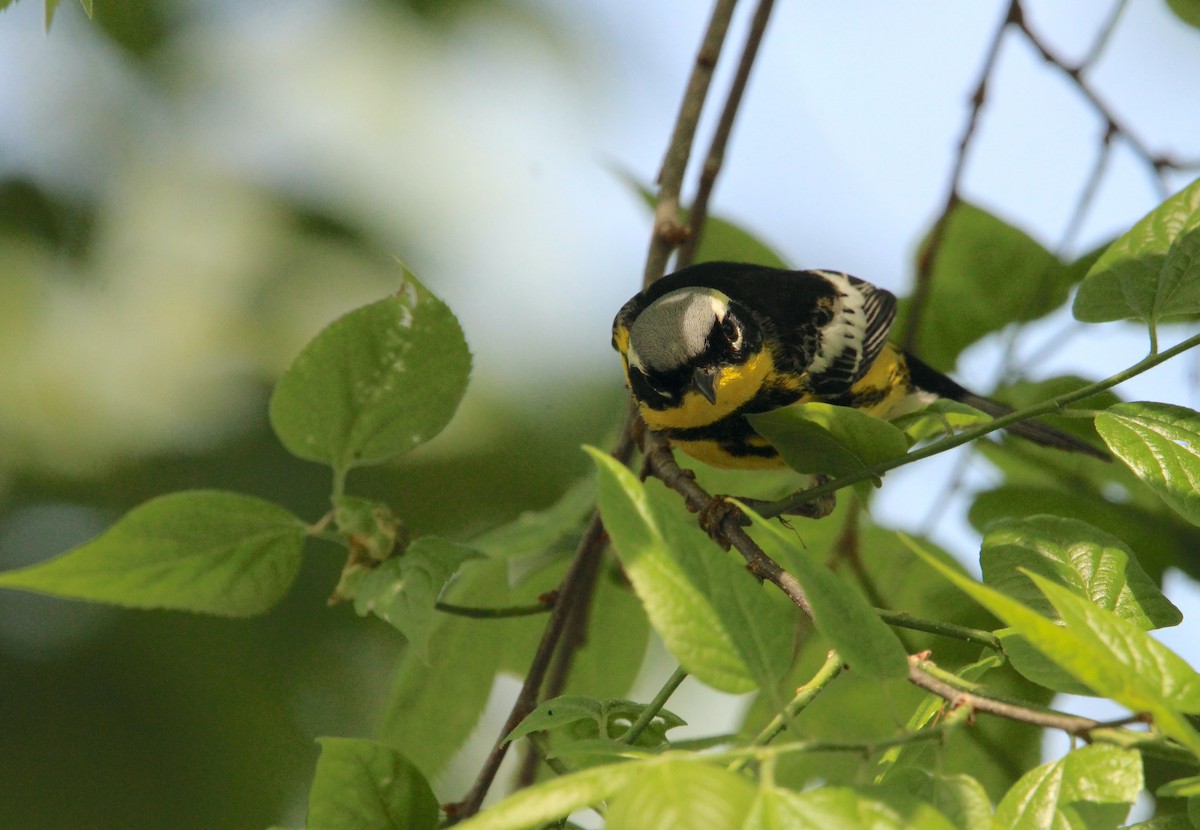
top-left (612, 261), bottom-right (1108, 470)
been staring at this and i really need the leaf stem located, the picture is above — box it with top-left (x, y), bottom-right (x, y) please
top-left (765, 329), bottom-right (1200, 516)
top-left (622, 666), bottom-right (689, 745)
top-left (730, 650), bottom-right (844, 772)
top-left (875, 610), bottom-right (1001, 650)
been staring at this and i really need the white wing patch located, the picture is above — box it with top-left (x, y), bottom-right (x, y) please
top-left (806, 270), bottom-right (897, 396)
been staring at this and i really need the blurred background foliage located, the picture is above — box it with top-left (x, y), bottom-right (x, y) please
top-left (2, 0), bottom-right (1200, 827)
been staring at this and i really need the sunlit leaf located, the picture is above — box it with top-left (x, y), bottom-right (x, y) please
top-left (890, 399), bottom-right (993, 445)
top-left (748, 402), bottom-right (909, 478)
top-left (993, 744), bottom-right (1141, 830)
top-left (745, 506), bottom-right (908, 680)
top-left (307, 739), bottom-right (439, 830)
top-left (588, 448), bottom-right (794, 693)
top-left (1074, 178), bottom-right (1200, 327)
top-left (744, 785), bottom-right (958, 830)
top-left (606, 760), bottom-right (757, 830)
top-left (980, 515), bottom-right (1181, 629)
top-left (906, 535), bottom-right (1200, 755)
top-left (452, 760), bottom-right (643, 830)
top-left (269, 272), bottom-right (471, 473)
top-left (1095, 402), bottom-right (1200, 525)
top-left (0, 491), bottom-right (305, 616)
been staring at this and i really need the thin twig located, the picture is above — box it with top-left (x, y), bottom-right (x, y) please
top-left (622, 666), bottom-right (690, 745)
top-left (641, 428), bottom-right (814, 616)
top-left (729, 649), bottom-right (844, 772)
top-left (453, 2), bottom-right (752, 816)
top-left (876, 610), bottom-right (1001, 650)
top-left (677, 0), bottom-right (777, 269)
top-left (901, 0), bottom-right (1018, 352)
top-left (446, 511), bottom-right (611, 823)
top-left (764, 329), bottom-right (1200, 516)
top-left (1078, 0), bottom-right (1130, 73)
top-left (644, 0), bottom-right (740, 287)
top-left (1010, 0), bottom-right (1196, 196)
top-left (436, 601), bottom-right (553, 619)
top-left (906, 655), bottom-right (1102, 737)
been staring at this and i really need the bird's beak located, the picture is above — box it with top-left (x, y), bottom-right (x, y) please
top-left (690, 367), bottom-right (718, 404)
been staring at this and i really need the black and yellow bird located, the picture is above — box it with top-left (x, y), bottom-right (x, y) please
top-left (612, 261), bottom-right (1107, 470)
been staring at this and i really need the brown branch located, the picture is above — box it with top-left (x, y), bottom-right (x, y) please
top-left (445, 510), bottom-right (611, 823)
top-left (643, 0), bottom-right (740, 288)
top-left (677, 0), bottom-right (777, 269)
top-left (906, 655), bottom-right (1103, 737)
top-left (452, 2), bottom-right (752, 817)
top-left (640, 428), bottom-right (1149, 744)
top-left (1010, 0), bottom-right (1197, 195)
top-left (900, 0), bottom-right (1017, 352)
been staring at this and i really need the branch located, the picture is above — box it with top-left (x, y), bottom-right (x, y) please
top-left (452, 1), bottom-right (753, 817)
top-left (622, 666), bottom-right (689, 745)
top-left (1010, 1), bottom-right (1200, 193)
top-left (643, 0), bottom-right (740, 288)
top-left (446, 510), bottom-right (611, 823)
top-left (677, 0), bottom-right (776, 269)
top-left (906, 655), bottom-right (1102, 737)
top-left (765, 329), bottom-right (1200, 516)
top-left (436, 600), bottom-right (553, 619)
top-left (900, 0), bottom-right (1017, 351)
top-left (642, 428), bottom-right (813, 616)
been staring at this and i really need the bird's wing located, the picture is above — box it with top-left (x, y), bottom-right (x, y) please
top-left (805, 271), bottom-right (898, 397)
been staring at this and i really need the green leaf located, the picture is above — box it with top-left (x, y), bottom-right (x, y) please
top-left (748, 403), bottom-right (909, 478)
top-left (891, 399), bottom-right (993, 445)
top-left (744, 506), bottom-right (908, 680)
top-left (1168, 0), bottom-right (1200, 29)
top-left (605, 760), bottom-right (757, 830)
top-left (1031, 572), bottom-right (1200, 713)
top-left (1095, 402), bottom-right (1200, 526)
top-left (269, 273), bottom-right (471, 473)
top-left (1074, 178), bottom-right (1200, 326)
top-left (332, 495), bottom-right (404, 562)
top-left (1159, 775), bottom-right (1200, 798)
top-left (968, 485), bottom-right (1199, 585)
top-left (1123, 816), bottom-right (1194, 830)
top-left (507, 696), bottom-right (684, 746)
top-left (904, 202), bottom-right (1070, 370)
top-left (0, 490), bottom-right (305, 616)
top-left (694, 214), bottom-right (789, 269)
top-left (624, 172), bottom-right (788, 268)
top-left (453, 760), bottom-right (643, 830)
top-left (744, 785), bottom-right (959, 830)
top-left (993, 744), bottom-right (1142, 830)
top-left (996, 630), bottom-right (1094, 696)
top-left (506, 696), bottom-right (603, 743)
top-left (980, 515), bottom-right (1181, 629)
top-left (881, 770), bottom-right (993, 830)
top-left (905, 536), bottom-right (1200, 755)
top-left (353, 537), bottom-right (483, 660)
top-left (587, 447), bottom-right (795, 693)
top-left (379, 557), bottom-right (511, 779)
top-left (470, 478), bottom-right (595, 560)
top-left (307, 738), bottom-right (438, 830)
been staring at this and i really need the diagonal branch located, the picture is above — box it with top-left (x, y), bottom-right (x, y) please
top-left (644, 0), bottom-right (741, 288)
top-left (677, 0), bottom-right (777, 269)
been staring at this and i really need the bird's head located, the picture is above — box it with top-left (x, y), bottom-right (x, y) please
top-left (616, 286), bottom-right (766, 415)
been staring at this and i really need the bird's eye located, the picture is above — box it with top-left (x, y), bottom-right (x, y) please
top-left (719, 316), bottom-right (742, 350)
